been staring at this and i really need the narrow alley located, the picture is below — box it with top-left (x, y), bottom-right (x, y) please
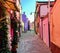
top-left (17, 31), bottom-right (51, 53)
top-left (0, 0), bottom-right (60, 53)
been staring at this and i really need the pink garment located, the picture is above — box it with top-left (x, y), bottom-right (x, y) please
top-left (10, 28), bottom-right (14, 41)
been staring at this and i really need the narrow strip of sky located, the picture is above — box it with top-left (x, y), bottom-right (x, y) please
top-left (21, 0), bottom-right (36, 18)
top-left (21, 0), bottom-right (55, 22)
top-left (21, 0), bottom-right (55, 16)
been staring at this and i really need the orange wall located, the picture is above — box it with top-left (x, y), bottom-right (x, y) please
top-left (50, 0), bottom-right (60, 47)
top-left (35, 4), bottom-right (40, 34)
top-left (35, 15), bottom-right (40, 34)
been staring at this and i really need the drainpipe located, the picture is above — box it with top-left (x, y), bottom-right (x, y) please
top-left (48, 0), bottom-right (50, 47)
top-left (41, 18), bottom-right (43, 40)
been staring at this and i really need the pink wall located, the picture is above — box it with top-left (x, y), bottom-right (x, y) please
top-left (43, 18), bottom-right (49, 47)
top-left (40, 4), bottom-right (49, 47)
top-left (39, 19), bottom-right (43, 39)
top-left (40, 5), bottom-right (48, 17)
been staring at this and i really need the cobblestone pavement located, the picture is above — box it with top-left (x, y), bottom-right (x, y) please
top-left (17, 31), bottom-right (52, 53)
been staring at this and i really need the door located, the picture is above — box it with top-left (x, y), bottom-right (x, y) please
top-left (43, 18), bottom-right (49, 47)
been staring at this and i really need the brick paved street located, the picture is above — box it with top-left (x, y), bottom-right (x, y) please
top-left (17, 31), bottom-right (52, 53)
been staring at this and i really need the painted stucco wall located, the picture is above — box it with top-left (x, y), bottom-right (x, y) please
top-left (43, 18), bottom-right (49, 47)
top-left (22, 13), bottom-right (27, 23)
top-left (50, 0), bottom-right (60, 47)
top-left (22, 13), bottom-right (28, 31)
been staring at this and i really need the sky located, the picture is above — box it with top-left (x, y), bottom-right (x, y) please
top-left (20, 0), bottom-right (55, 23)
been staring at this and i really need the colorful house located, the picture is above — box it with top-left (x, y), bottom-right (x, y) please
top-left (0, 0), bottom-right (21, 53)
top-left (34, 1), bottom-right (59, 53)
top-left (10, 0), bottom-right (21, 53)
top-left (21, 21), bottom-right (24, 32)
top-left (35, 1), bottom-right (55, 45)
top-left (50, 0), bottom-right (60, 53)
top-left (34, 3), bottom-right (40, 35)
top-left (22, 12), bottom-right (28, 32)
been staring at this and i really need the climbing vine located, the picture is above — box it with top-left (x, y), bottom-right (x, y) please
top-left (0, 5), bottom-right (11, 53)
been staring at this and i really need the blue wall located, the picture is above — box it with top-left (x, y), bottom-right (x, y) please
top-left (22, 12), bottom-right (28, 32)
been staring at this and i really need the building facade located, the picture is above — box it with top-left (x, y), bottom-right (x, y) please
top-left (34, 1), bottom-right (60, 53)
top-left (50, 0), bottom-right (60, 53)
top-left (22, 12), bottom-right (29, 32)
top-left (0, 0), bottom-right (21, 53)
